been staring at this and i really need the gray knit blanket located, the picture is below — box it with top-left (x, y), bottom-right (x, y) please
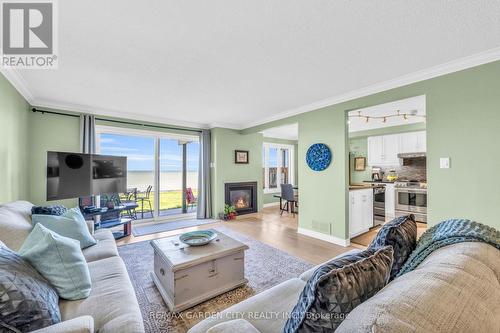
top-left (397, 219), bottom-right (500, 277)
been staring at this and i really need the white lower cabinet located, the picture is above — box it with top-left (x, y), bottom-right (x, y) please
top-left (385, 183), bottom-right (395, 219)
top-left (349, 189), bottom-right (373, 238)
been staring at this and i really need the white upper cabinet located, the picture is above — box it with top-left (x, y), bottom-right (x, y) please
top-left (416, 131), bottom-right (426, 152)
top-left (367, 136), bottom-right (384, 166)
top-left (382, 134), bottom-right (400, 165)
top-left (399, 131), bottom-right (426, 153)
top-left (367, 134), bottom-right (399, 166)
top-left (367, 131), bottom-right (426, 166)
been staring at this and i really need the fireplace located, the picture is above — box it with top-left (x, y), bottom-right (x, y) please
top-left (224, 181), bottom-right (258, 215)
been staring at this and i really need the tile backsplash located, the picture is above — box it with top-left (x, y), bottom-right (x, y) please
top-left (377, 157), bottom-right (427, 181)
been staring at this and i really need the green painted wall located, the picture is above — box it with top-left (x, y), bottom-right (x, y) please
top-left (211, 128), bottom-right (264, 216)
top-left (349, 137), bottom-right (371, 184)
top-left (244, 110), bottom-right (350, 239)
top-left (349, 124), bottom-right (427, 184)
top-left (28, 112), bottom-right (80, 207)
top-left (244, 60), bottom-right (500, 236)
top-left (0, 74), bottom-right (30, 204)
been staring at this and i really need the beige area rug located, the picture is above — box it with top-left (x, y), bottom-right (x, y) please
top-left (118, 225), bottom-right (313, 333)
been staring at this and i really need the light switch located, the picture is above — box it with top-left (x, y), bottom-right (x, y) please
top-left (440, 157), bottom-right (450, 169)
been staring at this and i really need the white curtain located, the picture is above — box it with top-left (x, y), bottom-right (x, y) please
top-left (197, 129), bottom-right (212, 219)
top-left (80, 114), bottom-right (96, 154)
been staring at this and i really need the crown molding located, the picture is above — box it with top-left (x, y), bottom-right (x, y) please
top-left (242, 46), bottom-right (500, 129)
top-left (0, 67), bottom-right (35, 103)
top-left (32, 98), bottom-right (212, 130)
top-left (4, 46), bottom-right (500, 131)
top-left (208, 122), bottom-right (242, 130)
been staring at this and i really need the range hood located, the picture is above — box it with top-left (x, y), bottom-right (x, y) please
top-left (397, 152), bottom-right (426, 159)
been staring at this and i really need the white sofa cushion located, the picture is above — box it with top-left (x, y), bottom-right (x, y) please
top-left (82, 230), bottom-right (118, 262)
top-left (188, 278), bottom-right (306, 333)
top-left (58, 256), bottom-right (144, 333)
top-left (0, 201), bottom-right (34, 251)
top-left (30, 316), bottom-right (94, 333)
top-left (337, 242), bottom-right (500, 333)
top-left (206, 319), bottom-right (260, 333)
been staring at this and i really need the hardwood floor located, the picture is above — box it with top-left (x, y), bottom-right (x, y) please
top-left (351, 221), bottom-right (427, 247)
top-left (116, 206), bottom-right (358, 265)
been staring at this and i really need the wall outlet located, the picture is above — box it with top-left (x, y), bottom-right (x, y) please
top-left (440, 157), bottom-right (450, 169)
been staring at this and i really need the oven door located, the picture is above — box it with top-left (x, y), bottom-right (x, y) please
top-left (395, 188), bottom-right (427, 214)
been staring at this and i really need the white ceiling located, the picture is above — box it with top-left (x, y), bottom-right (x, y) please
top-left (261, 123), bottom-right (298, 141)
top-left (5, 1), bottom-right (500, 129)
top-left (348, 95), bottom-right (426, 132)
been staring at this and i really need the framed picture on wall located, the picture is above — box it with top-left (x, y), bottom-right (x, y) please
top-left (235, 150), bottom-right (249, 164)
top-left (354, 157), bottom-right (366, 171)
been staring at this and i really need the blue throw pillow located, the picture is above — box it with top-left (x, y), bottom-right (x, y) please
top-left (284, 246), bottom-right (394, 333)
top-left (32, 207), bottom-right (96, 249)
top-left (368, 214), bottom-right (417, 280)
top-left (31, 205), bottom-right (67, 216)
top-left (19, 224), bottom-right (92, 300)
top-left (0, 243), bottom-right (61, 332)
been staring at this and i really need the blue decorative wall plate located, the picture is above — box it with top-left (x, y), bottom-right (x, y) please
top-left (306, 143), bottom-right (332, 171)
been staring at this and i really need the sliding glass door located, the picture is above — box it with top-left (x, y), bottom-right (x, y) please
top-left (96, 126), bottom-right (199, 221)
top-left (158, 138), bottom-right (199, 216)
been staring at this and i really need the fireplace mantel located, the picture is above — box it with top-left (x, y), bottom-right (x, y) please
top-left (224, 181), bottom-right (258, 215)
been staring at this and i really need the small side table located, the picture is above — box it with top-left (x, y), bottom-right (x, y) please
top-left (81, 206), bottom-right (133, 239)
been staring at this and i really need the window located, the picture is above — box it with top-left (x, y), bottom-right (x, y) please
top-left (262, 143), bottom-right (294, 193)
top-left (96, 125), bottom-right (200, 220)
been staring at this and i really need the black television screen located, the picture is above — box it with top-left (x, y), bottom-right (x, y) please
top-left (47, 151), bottom-right (127, 200)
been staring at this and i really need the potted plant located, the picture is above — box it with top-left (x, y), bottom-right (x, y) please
top-left (223, 204), bottom-right (237, 220)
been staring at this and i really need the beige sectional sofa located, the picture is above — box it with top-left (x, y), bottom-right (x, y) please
top-left (189, 241), bottom-right (500, 333)
top-left (0, 201), bottom-right (144, 333)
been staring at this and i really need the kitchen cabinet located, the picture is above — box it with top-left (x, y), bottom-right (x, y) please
top-left (349, 189), bottom-right (373, 238)
top-left (385, 183), bottom-right (395, 219)
top-left (367, 134), bottom-right (399, 166)
top-left (399, 131), bottom-right (426, 153)
top-left (368, 131), bottom-right (426, 166)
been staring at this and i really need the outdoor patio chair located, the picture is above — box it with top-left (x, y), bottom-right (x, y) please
top-left (186, 187), bottom-right (197, 211)
top-left (137, 185), bottom-right (154, 218)
top-left (119, 188), bottom-right (139, 219)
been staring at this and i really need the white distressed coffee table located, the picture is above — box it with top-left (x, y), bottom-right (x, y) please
top-left (150, 229), bottom-right (249, 312)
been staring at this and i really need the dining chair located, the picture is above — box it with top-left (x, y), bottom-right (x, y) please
top-left (280, 184), bottom-right (298, 217)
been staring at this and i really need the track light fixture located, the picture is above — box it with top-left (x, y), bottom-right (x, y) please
top-left (348, 109), bottom-right (425, 124)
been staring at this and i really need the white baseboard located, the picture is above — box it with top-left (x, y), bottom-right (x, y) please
top-left (297, 227), bottom-right (350, 247)
top-left (263, 202), bottom-right (280, 208)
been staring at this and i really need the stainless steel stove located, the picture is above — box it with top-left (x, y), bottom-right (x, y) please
top-left (394, 180), bottom-right (427, 223)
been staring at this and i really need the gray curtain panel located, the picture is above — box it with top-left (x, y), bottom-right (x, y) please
top-left (80, 114), bottom-right (96, 154)
top-left (197, 129), bottom-right (212, 219)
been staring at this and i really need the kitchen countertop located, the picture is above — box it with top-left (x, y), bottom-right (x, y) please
top-left (363, 180), bottom-right (396, 184)
top-left (349, 183), bottom-right (386, 190)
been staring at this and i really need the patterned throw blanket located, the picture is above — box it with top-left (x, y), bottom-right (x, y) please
top-left (397, 219), bottom-right (500, 277)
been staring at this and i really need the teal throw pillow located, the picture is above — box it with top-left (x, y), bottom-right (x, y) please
top-left (19, 224), bottom-right (92, 300)
top-left (32, 207), bottom-right (96, 249)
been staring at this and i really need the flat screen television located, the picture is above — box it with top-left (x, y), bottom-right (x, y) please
top-left (47, 151), bottom-right (127, 200)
